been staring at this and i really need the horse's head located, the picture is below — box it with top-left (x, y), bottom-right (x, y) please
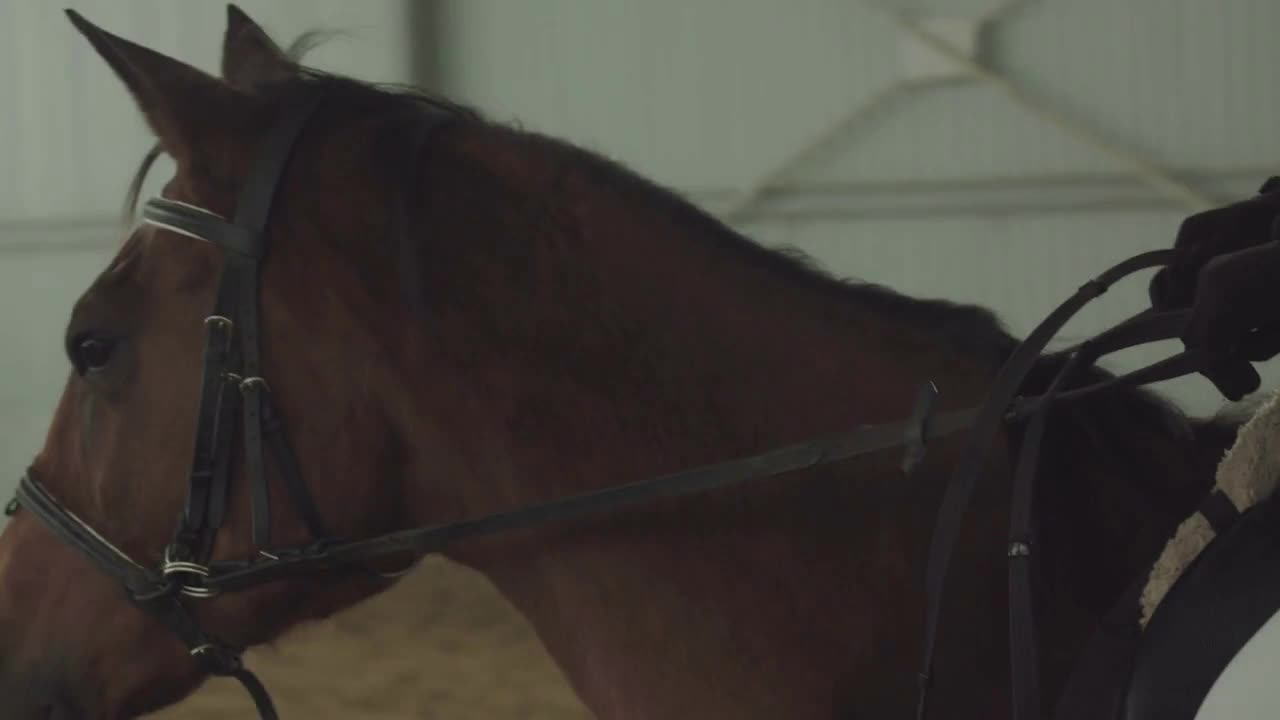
top-left (0, 7), bottom-right (505, 716)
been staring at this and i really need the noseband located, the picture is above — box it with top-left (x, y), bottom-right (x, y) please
top-left (9, 87), bottom-right (1219, 719)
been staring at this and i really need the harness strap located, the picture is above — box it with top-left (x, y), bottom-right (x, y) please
top-left (202, 405), bottom-right (987, 591)
top-left (902, 382), bottom-right (940, 476)
top-left (219, 665), bottom-right (279, 720)
top-left (1198, 489), bottom-right (1242, 534)
top-left (261, 393), bottom-right (332, 539)
top-left (13, 469), bottom-right (161, 595)
top-left (10, 307), bottom-right (1212, 717)
top-left (205, 371), bottom-right (241, 536)
top-left (241, 270), bottom-right (271, 552)
top-left (233, 92), bottom-right (327, 552)
top-left (1052, 574), bottom-right (1149, 720)
top-left (139, 199), bottom-right (262, 258)
top-left (173, 303), bottom-right (238, 562)
top-left (914, 249), bottom-right (1175, 720)
top-left (194, 334), bottom-right (1192, 594)
top-left (1005, 308), bottom-right (1202, 719)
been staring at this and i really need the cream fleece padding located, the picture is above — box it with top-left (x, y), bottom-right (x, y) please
top-left (1140, 391), bottom-right (1280, 627)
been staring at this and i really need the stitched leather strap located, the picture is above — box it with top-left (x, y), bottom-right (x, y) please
top-left (913, 249), bottom-right (1176, 720)
top-left (1198, 489), bottom-right (1242, 534)
top-left (141, 199), bottom-right (262, 258)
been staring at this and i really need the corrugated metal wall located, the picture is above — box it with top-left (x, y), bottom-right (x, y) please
top-left (430, 0), bottom-right (1280, 417)
top-left (434, 0), bottom-right (1280, 190)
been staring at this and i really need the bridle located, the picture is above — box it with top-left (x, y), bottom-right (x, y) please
top-left (7, 87), bottom-right (1223, 719)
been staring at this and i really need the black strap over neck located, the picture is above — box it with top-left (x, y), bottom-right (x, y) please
top-left (912, 249), bottom-right (1182, 720)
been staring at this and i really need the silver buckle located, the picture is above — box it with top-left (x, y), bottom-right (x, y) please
top-left (162, 546), bottom-right (219, 599)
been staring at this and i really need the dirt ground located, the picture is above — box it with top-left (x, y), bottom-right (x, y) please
top-left (152, 557), bottom-right (591, 719)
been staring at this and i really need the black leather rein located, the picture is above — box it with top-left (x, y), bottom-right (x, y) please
top-left (7, 85), bottom-right (1212, 720)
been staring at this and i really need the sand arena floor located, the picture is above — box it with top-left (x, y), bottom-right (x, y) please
top-left (151, 557), bottom-right (591, 719)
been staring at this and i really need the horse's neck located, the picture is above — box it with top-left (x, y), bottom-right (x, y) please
top-left (400, 217), bottom-right (1004, 717)
top-left (487, 516), bottom-right (925, 719)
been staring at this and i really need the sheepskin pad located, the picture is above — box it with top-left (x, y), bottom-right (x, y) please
top-left (1140, 391), bottom-right (1280, 627)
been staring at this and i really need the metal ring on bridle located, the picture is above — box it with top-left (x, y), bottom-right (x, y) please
top-left (161, 548), bottom-right (219, 598)
top-left (239, 376), bottom-right (270, 393)
top-left (204, 315), bottom-right (234, 333)
top-left (188, 643), bottom-right (244, 673)
top-left (205, 315), bottom-right (235, 352)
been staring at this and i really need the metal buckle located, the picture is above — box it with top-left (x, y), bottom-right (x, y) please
top-left (902, 381), bottom-right (939, 476)
top-left (1007, 541), bottom-right (1032, 558)
top-left (239, 376), bottom-right (270, 394)
top-left (162, 546), bottom-right (220, 599)
top-left (204, 315), bottom-right (235, 353)
top-left (204, 315), bottom-right (234, 333)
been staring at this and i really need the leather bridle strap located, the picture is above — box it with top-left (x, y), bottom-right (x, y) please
top-left (135, 591), bottom-right (279, 720)
top-left (13, 468), bottom-right (160, 595)
top-left (11, 300), bottom-right (1202, 718)
top-left (198, 404), bottom-right (985, 591)
top-left (1005, 320), bottom-right (1201, 719)
top-left (191, 320), bottom-right (1193, 594)
top-left (142, 92), bottom-right (327, 555)
top-left (9, 402), bottom-right (975, 586)
top-left (232, 92), bottom-right (327, 552)
top-left (12, 309), bottom-right (1199, 598)
top-left (913, 249), bottom-right (1177, 720)
top-left (13, 302), bottom-right (1197, 593)
top-left (12, 467), bottom-right (279, 720)
top-left (128, 89), bottom-right (328, 719)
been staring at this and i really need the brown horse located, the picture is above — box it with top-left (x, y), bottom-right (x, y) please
top-left (0, 7), bottom-right (1241, 719)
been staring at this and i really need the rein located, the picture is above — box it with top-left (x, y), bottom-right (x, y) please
top-left (8, 87), bottom-right (1216, 719)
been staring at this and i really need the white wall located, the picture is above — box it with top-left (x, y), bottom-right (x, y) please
top-left (0, 1), bottom-right (412, 497)
top-left (431, 0), bottom-right (1280, 418)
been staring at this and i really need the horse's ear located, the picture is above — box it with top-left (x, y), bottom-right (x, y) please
top-left (66, 9), bottom-right (252, 166)
top-left (222, 4), bottom-right (299, 90)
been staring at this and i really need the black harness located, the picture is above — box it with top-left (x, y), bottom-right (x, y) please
top-left (9, 88), bottom-right (1226, 719)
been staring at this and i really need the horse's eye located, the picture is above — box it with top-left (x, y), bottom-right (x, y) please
top-left (70, 334), bottom-right (118, 375)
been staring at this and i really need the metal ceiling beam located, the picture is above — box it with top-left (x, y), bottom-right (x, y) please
top-left (406, 0), bottom-right (447, 90)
